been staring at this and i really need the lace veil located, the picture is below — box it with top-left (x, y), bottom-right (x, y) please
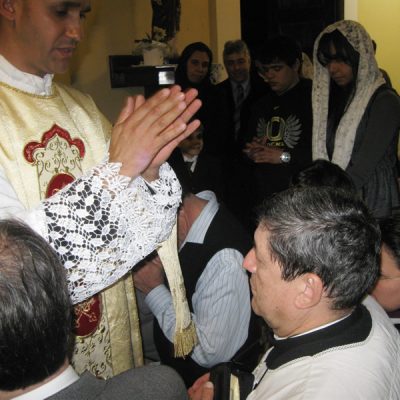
top-left (312, 20), bottom-right (385, 169)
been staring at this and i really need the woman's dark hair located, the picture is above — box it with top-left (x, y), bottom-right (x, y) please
top-left (317, 30), bottom-right (360, 158)
top-left (317, 29), bottom-right (360, 73)
top-left (175, 42), bottom-right (213, 91)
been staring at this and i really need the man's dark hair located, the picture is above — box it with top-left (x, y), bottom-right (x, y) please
top-left (0, 220), bottom-right (72, 391)
top-left (380, 215), bottom-right (400, 271)
top-left (257, 35), bottom-right (302, 68)
top-left (257, 186), bottom-right (380, 310)
top-left (291, 159), bottom-right (356, 194)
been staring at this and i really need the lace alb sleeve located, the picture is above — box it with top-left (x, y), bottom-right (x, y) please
top-left (40, 161), bottom-right (181, 304)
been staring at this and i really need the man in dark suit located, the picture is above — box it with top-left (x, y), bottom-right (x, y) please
top-left (204, 40), bottom-right (269, 159)
top-left (0, 220), bottom-right (187, 400)
top-left (204, 40), bottom-right (269, 231)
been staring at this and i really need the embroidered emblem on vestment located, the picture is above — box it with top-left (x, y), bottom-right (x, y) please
top-left (24, 124), bottom-right (101, 337)
top-left (73, 295), bottom-right (102, 337)
top-left (24, 124), bottom-right (85, 199)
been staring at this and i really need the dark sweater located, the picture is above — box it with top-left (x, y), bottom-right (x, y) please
top-left (246, 78), bottom-right (313, 203)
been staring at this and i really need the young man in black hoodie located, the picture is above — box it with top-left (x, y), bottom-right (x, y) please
top-left (244, 36), bottom-right (313, 208)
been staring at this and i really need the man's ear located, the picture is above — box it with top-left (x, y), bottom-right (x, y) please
top-left (0, 0), bottom-right (16, 20)
top-left (294, 273), bottom-right (324, 309)
top-left (0, 0), bottom-right (15, 19)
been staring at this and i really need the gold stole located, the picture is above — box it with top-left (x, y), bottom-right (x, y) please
top-left (0, 82), bottom-right (143, 377)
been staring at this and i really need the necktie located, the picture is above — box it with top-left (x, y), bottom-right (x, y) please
top-left (185, 161), bottom-right (194, 173)
top-left (234, 84), bottom-right (244, 137)
top-left (236, 83), bottom-right (244, 107)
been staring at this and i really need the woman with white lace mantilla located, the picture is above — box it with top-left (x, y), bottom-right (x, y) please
top-left (312, 20), bottom-right (400, 218)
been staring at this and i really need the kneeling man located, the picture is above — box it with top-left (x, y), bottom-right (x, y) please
top-left (191, 186), bottom-right (400, 400)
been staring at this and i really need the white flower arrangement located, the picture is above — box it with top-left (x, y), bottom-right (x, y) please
top-left (133, 32), bottom-right (169, 56)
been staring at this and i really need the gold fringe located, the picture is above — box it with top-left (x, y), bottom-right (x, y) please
top-left (173, 320), bottom-right (198, 358)
top-left (158, 219), bottom-right (198, 358)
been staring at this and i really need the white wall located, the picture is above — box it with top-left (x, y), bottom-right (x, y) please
top-left (344, 0), bottom-right (358, 20)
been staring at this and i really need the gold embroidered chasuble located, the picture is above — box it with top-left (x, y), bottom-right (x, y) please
top-left (0, 81), bottom-right (143, 377)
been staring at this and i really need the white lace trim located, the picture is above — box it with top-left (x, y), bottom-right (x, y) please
top-left (312, 20), bottom-right (385, 169)
top-left (41, 161), bottom-right (181, 304)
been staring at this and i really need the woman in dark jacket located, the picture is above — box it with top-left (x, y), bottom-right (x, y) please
top-left (175, 42), bottom-right (215, 144)
top-left (175, 42), bottom-right (213, 96)
top-left (312, 20), bottom-right (400, 218)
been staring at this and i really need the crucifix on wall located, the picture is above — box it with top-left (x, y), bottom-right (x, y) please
top-left (151, 0), bottom-right (181, 42)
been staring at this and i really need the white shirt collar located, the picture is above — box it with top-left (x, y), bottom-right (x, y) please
top-left (182, 154), bottom-right (198, 163)
top-left (0, 54), bottom-right (54, 95)
top-left (181, 190), bottom-right (218, 248)
top-left (12, 366), bottom-right (79, 400)
top-left (274, 312), bottom-right (352, 341)
top-left (182, 154), bottom-right (198, 172)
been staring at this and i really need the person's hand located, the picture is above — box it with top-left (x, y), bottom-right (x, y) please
top-left (142, 86), bottom-right (201, 181)
top-left (188, 373), bottom-right (214, 400)
top-left (109, 86), bottom-right (201, 180)
top-left (133, 256), bottom-right (164, 294)
top-left (243, 140), bottom-right (263, 161)
top-left (244, 141), bottom-right (283, 164)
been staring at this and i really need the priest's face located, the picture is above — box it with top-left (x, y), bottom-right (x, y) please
top-left (2, 0), bottom-right (91, 77)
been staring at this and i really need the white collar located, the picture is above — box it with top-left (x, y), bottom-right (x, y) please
top-left (0, 54), bottom-right (54, 95)
top-left (12, 366), bottom-right (79, 400)
top-left (182, 154), bottom-right (198, 163)
top-left (274, 312), bottom-right (352, 341)
top-left (181, 190), bottom-right (218, 247)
